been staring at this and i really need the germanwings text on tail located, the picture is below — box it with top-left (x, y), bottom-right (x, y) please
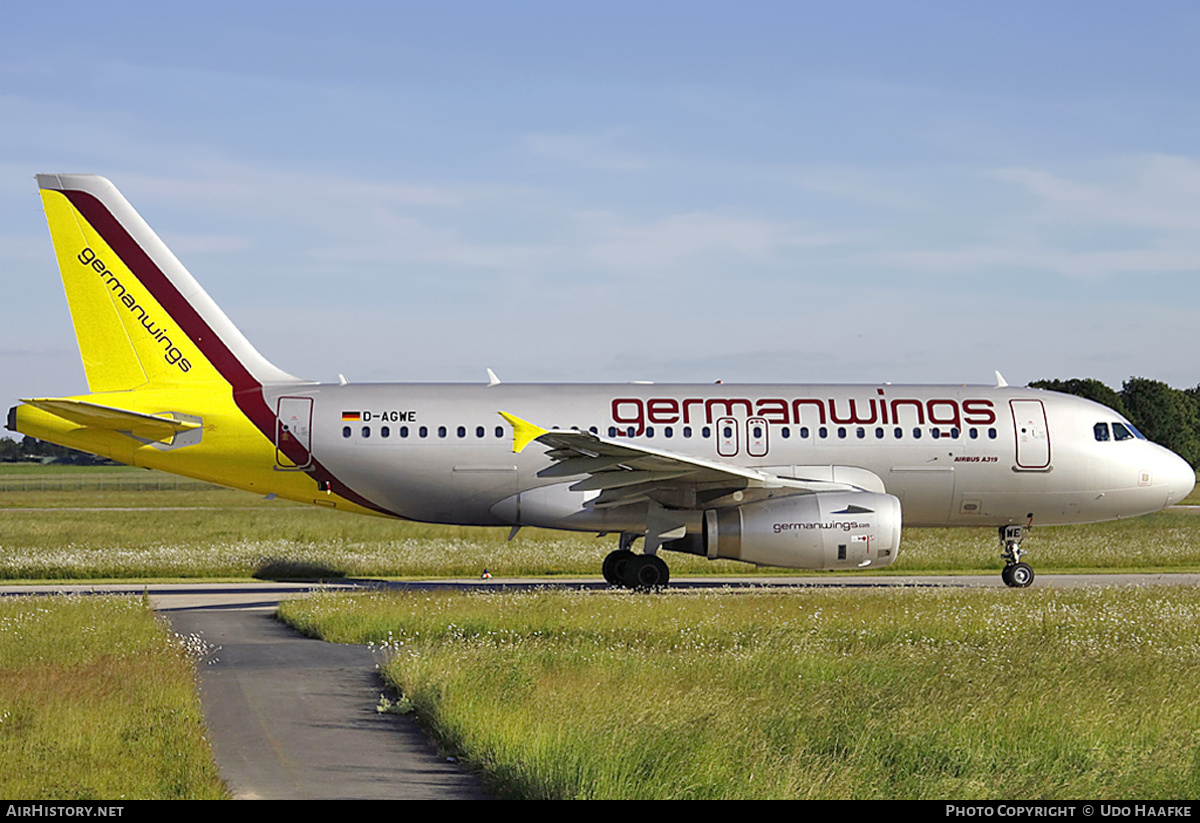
top-left (11, 174), bottom-right (1195, 588)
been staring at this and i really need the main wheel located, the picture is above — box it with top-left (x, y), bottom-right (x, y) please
top-left (602, 550), bottom-right (634, 586)
top-left (623, 554), bottom-right (669, 590)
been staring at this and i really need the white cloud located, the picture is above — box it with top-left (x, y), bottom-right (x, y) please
top-left (520, 128), bottom-right (648, 171)
top-left (581, 210), bottom-right (839, 273)
top-left (994, 155), bottom-right (1200, 233)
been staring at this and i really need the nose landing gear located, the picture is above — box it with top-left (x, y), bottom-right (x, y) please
top-left (999, 524), bottom-right (1035, 588)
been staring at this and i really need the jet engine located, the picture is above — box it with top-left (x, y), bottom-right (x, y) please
top-left (664, 490), bottom-right (902, 570)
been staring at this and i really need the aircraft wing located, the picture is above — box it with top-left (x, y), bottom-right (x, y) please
top-left (20, 398), bottom-right (200, 443)
top-left (499, 411), bottom-right (878, 510)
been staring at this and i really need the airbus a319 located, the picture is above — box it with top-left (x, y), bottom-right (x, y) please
top-left (10, 175), bottom-right (1195, 588)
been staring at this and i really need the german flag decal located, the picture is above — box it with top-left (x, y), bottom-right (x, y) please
top-left (341, 411), bottom-right (361, 422)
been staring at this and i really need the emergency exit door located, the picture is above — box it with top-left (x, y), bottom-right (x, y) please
top-left (275, 396), bottom-right (313, 470)
top-left (1011, 399), bottom-right (1050, 469)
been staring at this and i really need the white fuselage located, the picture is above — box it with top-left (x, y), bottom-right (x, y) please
top-left (268, 382), bottom-right (1195, 533)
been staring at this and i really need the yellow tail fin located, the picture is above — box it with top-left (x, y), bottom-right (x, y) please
top-left (37, 174), bottom-right (298, 392)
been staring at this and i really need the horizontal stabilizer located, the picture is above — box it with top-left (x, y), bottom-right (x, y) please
top-left (20, 398), bottom-right (200, 442)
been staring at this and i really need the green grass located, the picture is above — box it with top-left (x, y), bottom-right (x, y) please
top-left (0, 462), bottom-right (222, 492)
top-left (3, 465), bottom-right (1200, 581)
top-left (0, 463), bottom-right (152, 474)
top-left (3, 465), bottom-right (1199, 800)
top-left (1180, 471), bottom-right (1200, 505)
top-left (0, 595), bottom-right (227, 799)
top-left (280, 586), bottom-right (1200, 799)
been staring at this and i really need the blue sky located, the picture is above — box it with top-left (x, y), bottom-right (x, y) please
top-left (3, 1), bottom-right (1200, 417)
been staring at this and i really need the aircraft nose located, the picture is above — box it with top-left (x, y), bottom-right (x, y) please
top-left (1163, 451), bottom-right (1196, 506)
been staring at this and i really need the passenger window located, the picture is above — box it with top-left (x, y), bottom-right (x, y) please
top-left (683, 426), bottom-right (693, 438)
top-left (702, 426), bottom-right (712, 438)
top-left (457, 426), bottom-right (466, 438)
top-left (781, 427), bottom-right (790, 439)
top-left (969, 428), bottom-right (978, 439)
top-left (894, 427), bottom-right (902, 439)
top-left (400, 426), bottom-right (409, 438)
top-left (1094, 423), bottom-right (1110, 442)
top-left (438, 426), bottom-right (447, 438)
top-left (609, 427), bottom-right (618, 437)
top-left (875, 427), bottom-right (884, 439)
top-left (419, 426), bottom-right (428, 438)
top-left (800, 427), bottom-right (810, 438)
top-left (856, 427), bottom-right (865, 439)
top-left (819, 427), bottom-right (828, 439)
top-left (476, 426), bottom-right (485, 438)
top-left (495, 426), bottom-right (504, 438)
top-left (381, 426), bottom-right (390, 438)
top-left (988, 428), bottom-right (997, 439)
top-left (664, 426), bottom-right (674, 438)
top-left (361, 426), bottom-right (370, 438)
top-left (912, 428), bottom-right (922, 439)
top-left (646, 427), bottom-right (655, 438)
top-left (342, 426), bottom-right (351, 438)
top-left (932, 428), bottom-right (940, 439)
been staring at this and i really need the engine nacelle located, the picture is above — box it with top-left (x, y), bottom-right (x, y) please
top-left (664, 491), bottom-right (902, 570)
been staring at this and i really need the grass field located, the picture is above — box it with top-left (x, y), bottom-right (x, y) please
top-left (0, 595), bottom-right (227, 799)
top-left (3, 464), bottom-right (1200, 581)
top-left (280, 585), bottom-right (1200, 799)
top-left (5, 464), bottom-right (1200, 800)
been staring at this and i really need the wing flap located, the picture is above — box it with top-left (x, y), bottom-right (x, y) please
top-left (497, 411), bottom-right (885, 509)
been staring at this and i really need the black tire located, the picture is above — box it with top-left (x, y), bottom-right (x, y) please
top-left (1009, 562), bottom-right (1035, 588)
top-left (624, 554), bottom-right (669, 591)
top-left (1001, 565), bottom-right (1015, 587)
top-left (602, 550), bottom-right (633, 587)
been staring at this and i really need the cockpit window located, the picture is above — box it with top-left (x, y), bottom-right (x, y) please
top-left (1094, 422), bottom-right (1110, 442)
top-left (1112, 422), bottom-right (1135, 441)
top-left (1126, 422), bottom-right (1147, 440)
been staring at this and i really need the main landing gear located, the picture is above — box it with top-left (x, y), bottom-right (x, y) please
top-left (602, 534), bottom-right (670, 590)
top-left (999, 524), bottom-right (1035, 588)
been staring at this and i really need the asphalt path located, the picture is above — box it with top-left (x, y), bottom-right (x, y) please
top-left (158, 595), bottom-right (490, 800)
top-left (10, 573), bottom-right (1200, 800)
top-left (3, 581), bottom-right (490, 800)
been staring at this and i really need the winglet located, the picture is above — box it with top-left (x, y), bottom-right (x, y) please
top-left (498, 411), bottom-right (547, 454)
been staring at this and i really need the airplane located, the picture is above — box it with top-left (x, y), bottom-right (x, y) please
top-left (9, 174), bottom-right (1196, 589)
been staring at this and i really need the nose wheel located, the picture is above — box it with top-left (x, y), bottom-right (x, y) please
top-left (999, 525), bottom-right (1035, 588)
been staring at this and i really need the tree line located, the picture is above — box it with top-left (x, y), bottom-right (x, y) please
top-left (0, 436), bottom-right (115, 465)
top-left (1030, 378), bottom-right (1200, 469)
